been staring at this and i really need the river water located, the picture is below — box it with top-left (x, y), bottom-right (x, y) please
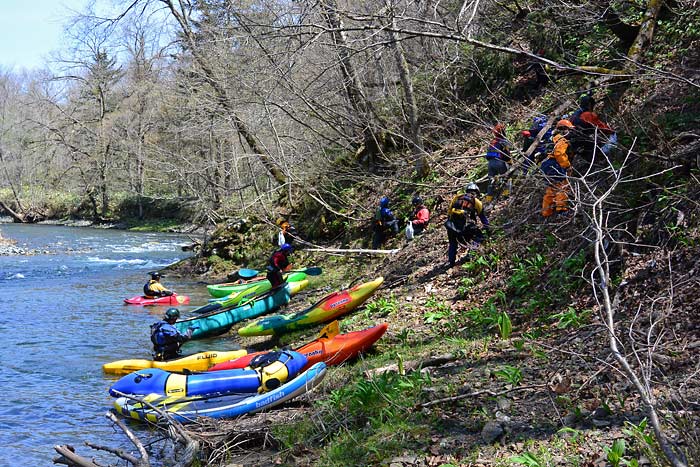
top-left (0, 224), bottom-right (239, 466)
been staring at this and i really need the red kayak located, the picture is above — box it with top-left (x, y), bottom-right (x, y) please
top-left (209, 323), bottom-right (388, 372)
top-left (123, 294), bottom-right (190, 306)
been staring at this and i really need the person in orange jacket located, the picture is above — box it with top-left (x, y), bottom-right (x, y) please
top-left (540, 119), bottom-right (575, 218)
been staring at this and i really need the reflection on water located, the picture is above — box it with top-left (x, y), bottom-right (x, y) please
top-left (0, 224), bottom-right (237, 466)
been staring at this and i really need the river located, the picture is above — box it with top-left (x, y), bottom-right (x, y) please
top-left (0, 223), bottom-right (239, 466)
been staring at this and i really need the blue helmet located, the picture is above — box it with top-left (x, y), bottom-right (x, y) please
top-left (281, 243), bottom-right (293, 252)
top-left (379, 196), bottom-right (390, 208)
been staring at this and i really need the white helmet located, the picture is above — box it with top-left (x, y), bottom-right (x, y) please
top-left (465, 182), bottom-right (480, 194)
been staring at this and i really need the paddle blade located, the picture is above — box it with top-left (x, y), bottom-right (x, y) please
top-left (318, 320), bottom-right (340, 339)
top-left (238, 268), bottom-right (260, 279)
top-left (301, 267), bottom-right (322, 276)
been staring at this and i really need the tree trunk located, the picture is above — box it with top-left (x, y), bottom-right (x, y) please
top-left (386, 11), bottom-right (429, 177)
top-left (160, 0), bottom-right (287, 186)
top-left (626, 0), bottom-right (665, 66)
top-left (0, 200), bottom-right (26, 223)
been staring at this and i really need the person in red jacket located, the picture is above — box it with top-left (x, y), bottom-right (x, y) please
top-left (266, 243), bottom-right (293, 288)
top-left (570, 94), bottom-right (616, 159)
top-left (409, 196), bottom-right (430, 236)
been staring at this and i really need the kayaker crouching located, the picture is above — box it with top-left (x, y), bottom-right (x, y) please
top-left (151, 308), bottom-right (193, 361)
top-left (267, 243), bottom-right (294, 289)
top-left (143, 271), bottom-right (173, 298)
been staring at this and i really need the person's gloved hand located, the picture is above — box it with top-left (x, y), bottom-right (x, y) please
top-left (186, 328), bottom-right (194, 338)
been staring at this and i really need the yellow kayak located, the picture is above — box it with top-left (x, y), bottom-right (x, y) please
top-left (103, 349), bottom-right (248, 376)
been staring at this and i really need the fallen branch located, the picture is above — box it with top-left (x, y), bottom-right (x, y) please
top-left (420, 384), bottom-right (549, 407)
top-left (53, 445), bottom-right (102, 467)
top-left (364, 353), bottom-right (459, 378)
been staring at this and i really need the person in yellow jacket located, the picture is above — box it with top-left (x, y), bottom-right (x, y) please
top-left (540, 120), bottom-right (574, 217)
top-left (143, 272), bottom-right (173, 298)
top-left (444, 182), bottom-right (490, 267)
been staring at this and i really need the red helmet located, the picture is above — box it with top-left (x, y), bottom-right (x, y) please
top-left (493, 123), bottom-right (506, 136)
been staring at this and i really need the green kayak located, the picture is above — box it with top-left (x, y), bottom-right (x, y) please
top-left (176, 280), bottom-right (308, 339)
top-left (207, 271), bottom-right (308, 298)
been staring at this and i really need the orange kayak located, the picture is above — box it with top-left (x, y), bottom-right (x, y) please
top-left (209, 323), bottom-right (388, 372)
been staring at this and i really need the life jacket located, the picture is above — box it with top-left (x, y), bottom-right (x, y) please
top-left (540, 157), bottom-right (567, 182)
top-left (269, 250), bottom-right (289, 272)
top-left (374, 207), bottom-right (394, 228)
top-left (450, 194), bottom-right (477, 222)
top-left (143, 280), bottom-right (158, 297)
top-left (485, 138), bottom-right (511, 162)
top-left (150, 321), bottom-right (180, 360)
top-left (529, 116), bottom-right (553, 154)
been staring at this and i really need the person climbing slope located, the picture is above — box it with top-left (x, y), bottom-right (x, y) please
top-left (409, 196), bottom-right (430, 237)
top-left (444, 182), bottom-right (490, 267)
top-left (570, 93), bottom-right (616, 160)
top-left (372, 196), bottom-right (399, 249)
top-left (484, 123), bottom-right (512, 202)
top-left (541, 119), bottom-right (575, 218)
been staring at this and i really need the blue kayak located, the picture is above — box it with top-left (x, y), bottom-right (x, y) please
top-left (112, 362), bottom-right (327, 423)
top-left (109, 351), bottom-right (307, 398)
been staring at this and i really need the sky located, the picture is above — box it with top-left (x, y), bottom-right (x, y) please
top-left (0, 0), bottom-right (88, 71)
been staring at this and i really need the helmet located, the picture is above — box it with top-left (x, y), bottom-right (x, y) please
top-left (556, 119), bottom-right (574, 129)
top-left (280, 243), bottom-right (293, 252)
top-left (379, 196), bottom-right (390, 208)
top-left (579, 94), bottom-right (595, 110)
top-left (412, 196), bottom-right (423, 205)
top-left (164, 308), bottom-right (180, 320)
top-left (149, 271), bottom-right (161, 280)
top-left (492, 123), bottom-right (506, 136)
top-left (465, 182), bottom-right (480, 194)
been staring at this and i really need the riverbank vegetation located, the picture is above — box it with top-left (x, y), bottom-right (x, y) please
top-left (4, 0), bottom-right (698, 466)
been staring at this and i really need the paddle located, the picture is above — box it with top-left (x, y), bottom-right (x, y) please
top-left (237, 267), bottom-right (323, 279)
top-left (317, 320), bottom-right (340, 340)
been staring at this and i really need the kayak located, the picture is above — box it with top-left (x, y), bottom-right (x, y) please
top-left (112, 362), bottom-right (327, 424)
top-left (237, 277), bottom-right (384, 337)
top-left (175, 280), bottom-right (308, 339)
top-left (102, 349), bottom-right (248, 376)
top-left (124, 294), bottom-right (190, 306)
top-left (211, 323), bottom-right (388, 372)
top-left (109, 350), bottom-right (307, 398)
top-left (207, 271), bottom-right (308, 298)
top-left (190, 278), bottom-right (300, 315)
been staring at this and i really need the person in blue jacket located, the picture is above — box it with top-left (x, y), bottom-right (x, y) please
top-left (372, 196), bottom-right (399, 249)
top-left (484, 124), bottom-right (512, 202)
top-left (150, 308), bottom-right (192, 361)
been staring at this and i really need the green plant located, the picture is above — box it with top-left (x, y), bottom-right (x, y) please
top-left (604, 439), bottom-right (627, 467)
top-left (550, 307), bottom-right (591, 329)
top-left (497, 311), bottom-right (513, 339)
top-left (365, 295), bottom-right (399, 316)
top-left (510, 452), bottom-right (546, 467)
top-left (423, 295), bottom-right (451, 324)
top-left (495, 365), bottom-right (523, 386)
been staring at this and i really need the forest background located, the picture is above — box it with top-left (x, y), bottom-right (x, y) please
top-left (2, 0), bottom-right (700, 466)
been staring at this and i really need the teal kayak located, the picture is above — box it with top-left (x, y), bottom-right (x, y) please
top-left (207, 271), bottom-right (308, 298)
top-left (176, 280), bottom-right (308, 339)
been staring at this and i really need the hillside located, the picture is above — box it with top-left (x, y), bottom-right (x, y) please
top-left (2, 0), bottom-right (698, 466)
